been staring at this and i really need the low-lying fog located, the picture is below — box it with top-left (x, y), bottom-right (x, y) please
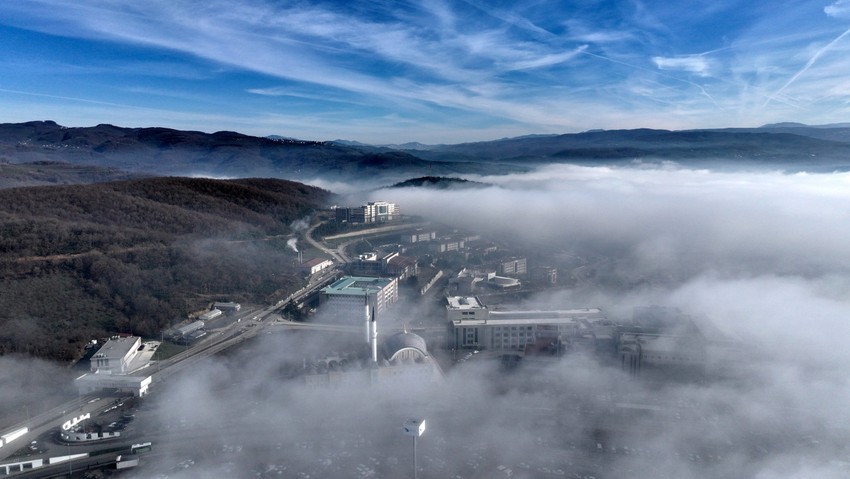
top-left (7, 162), bottom-right (850, 478)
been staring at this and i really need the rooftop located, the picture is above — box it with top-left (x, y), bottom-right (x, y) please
top-left (382, 332), bottom-right (428, 361)
top-left (302, 257), bottom-right (332, 267)
top-left (490, 309), bottom-right (603, 320)
top-left (446, 296), bottom-right (485, 310)
top-left (322, 276), bottom-right (394, 296)
top-left (92, 336), bottom-right (139, 361)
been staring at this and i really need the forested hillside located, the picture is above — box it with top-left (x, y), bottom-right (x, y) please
top-left (0, 121), bottom-right (473, 183)
top-left (0, 160), bottom-right (148, 188)
top-left (0, 177), bottom-right (331, 361)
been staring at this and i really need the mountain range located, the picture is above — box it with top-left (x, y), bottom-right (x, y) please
top-left (2, 121), bottom-right (850, 189)
top-left (0, 121), bottom-right (520, 188)
top-left (387, 124), bottom-right (850, 171)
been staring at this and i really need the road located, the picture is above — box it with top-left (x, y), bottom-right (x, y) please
top-left (305, 220), bottom-right (349, 263)
top-left (0, 260), bottom-right (342, 467)
top-left (1, 218), bottom-right (427, 471)
top-left (305, 220), bottom-right (429, 264)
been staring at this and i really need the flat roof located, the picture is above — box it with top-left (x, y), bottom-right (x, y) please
top-left (446, 296), bottom-right (485, 310)
top-left (453, 317), bottom-right (585, 326)
top-left (490, 309), bottom-right (603, 320)
top-left (92, 336), bottom-right (139, 361)
top-left (322, 276), bottom-right (394, 295)
top-left (302, 258), bottom-right (332, 267)
top-left (76, 372), bottom-right (152, 387)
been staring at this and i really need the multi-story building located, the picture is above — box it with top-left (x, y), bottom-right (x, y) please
top-left (619, 333), bottom-right (707, 380)
top-left (430, 237), bottom-right (465, 254)
top-left (348, 252), bottom-right (386, 277)
top-left (348, 252), bottom-right (418, 280)
top-left (89, 336), bottom-right (142, 374)
top-left (446, 296), bottom-right (608, 353)
top-left (334, 201), bottom-right (399, 224)
top-left (531, 266), bottom-right (558, 285)
top-left (361, 201), bottom-right (399, 223)
top-left (320, 276), bottom-right (399, 321)
top-left (498, 257), bottom-right (527, 276)
top-left (401, 229), bottom-right (436, 243)
top-left (618, 306), bottom-right (711, 380)
top-left (78, 335), bottom-right (154, 397)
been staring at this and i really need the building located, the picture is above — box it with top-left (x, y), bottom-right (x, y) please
top-left (348, 252), bottom-right (418, 280)
top-left (446, 296), bottom-right (608, 353)
top-left (446, 296), bottom-right (488, 321)
top-left (401, 230), bottom-right (436, 243)
top-left (531, 266), bottom-right (558, 285)
top-left (335, 201), bottom-right (399, 224)
top-left (619, 333), bottom-right (707, 380)
top-left (213, 301), bottom-right (241, 312)
top-left (302, 257), bottom-right (334, 275)
top-left (348, 253), bottom-right (385, 277)
top-left (303, 314), bottom-right (442, 389)
top-left (498, 257), bottom-right (527, 276)
top-left (430, 237), bottom-right (465, 254)
top-left (75, 372), bottom-right (152, 397)
top-left (89, 336), bottom-right (144, 375)
top-left (386, 254), bottom-right (418, 280)
top-left (199, 309), bottom-right (222, 321)
top-left (447, 269), bottom-right (520, 294)
top-left (361, 201), bottom-right (399, 223)
top-left (618, 306), bottom-right (711, 380)
top-left (177, 320), bottom-right (205, 336)
top-left (447, 269), bottom-right (485, 295)
top-left (320, 276), bottom-right (399, 321)
top-left (78, 335), bottom-right (155, 396)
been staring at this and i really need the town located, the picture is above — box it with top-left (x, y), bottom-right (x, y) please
top-left (0, 200), bottom-right (762, 478)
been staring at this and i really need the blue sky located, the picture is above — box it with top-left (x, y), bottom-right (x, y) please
top-left (0, 0), bottom-right (849, 144)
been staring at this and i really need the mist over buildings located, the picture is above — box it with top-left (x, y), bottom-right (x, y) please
top-left (115, 162), bottom-right (850, 478)
top-left (5, 161), bottom-right (850, 478)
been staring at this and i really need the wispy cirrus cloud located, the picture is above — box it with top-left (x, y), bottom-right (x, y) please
top-left (1, 0), bottom-right (850, 141)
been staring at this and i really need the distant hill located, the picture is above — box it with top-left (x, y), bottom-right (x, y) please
top-left (0, 121), bottom-right (524, 185)
top-left (0, 176), bottom-right (331, 361)
top-left (0, 160), bottom-right (149, 188)
top-left (4, 120), bottom-right (850, 187)
top-left (387, 176), bottom-right (489, 190)
top-left (760, 122), bottom-right (850, 129)
top-left (410, 127), bottom-right (850, 171)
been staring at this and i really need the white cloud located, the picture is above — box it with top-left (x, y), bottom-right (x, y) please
top-left (652, 55), bottom-right (716, 77)
top-left (505, 45), bottom-right (588, 71)
top-left (387, 164), bottom-right (850, 281)
top-left (825, 0), bottom-right (850, 18)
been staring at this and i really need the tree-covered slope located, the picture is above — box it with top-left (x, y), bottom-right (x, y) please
top-left (0, 176), bottom-right (331, 361)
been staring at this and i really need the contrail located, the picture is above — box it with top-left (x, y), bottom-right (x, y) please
top-left (763, 25), bottom-right (850, 107)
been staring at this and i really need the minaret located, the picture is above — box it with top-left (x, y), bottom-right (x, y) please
top-left (371, 311), bottom-right (378, 363)
top-left (365, 298), bottom-right (371, 345)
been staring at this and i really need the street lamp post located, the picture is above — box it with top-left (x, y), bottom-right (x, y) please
top-left (402, 418), bottom-right (426, 479)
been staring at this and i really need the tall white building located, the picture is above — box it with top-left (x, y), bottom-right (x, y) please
top-left (360, 201), bottom-right (398, 223)
top-left (334, 201), bottom-right (399, 224)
